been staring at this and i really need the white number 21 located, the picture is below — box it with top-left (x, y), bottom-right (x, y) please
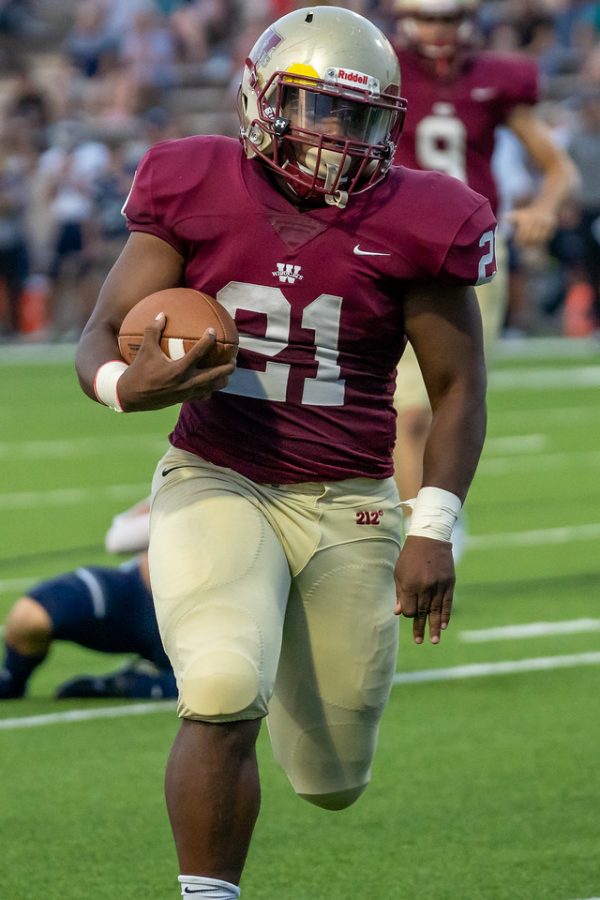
top-left (216, 282), bottom-right (346, 406)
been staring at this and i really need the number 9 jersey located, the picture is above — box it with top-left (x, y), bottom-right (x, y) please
top-left (393, 49), bottom-right (539, 214)
top-left (123, 135), bottom-right (496, 484)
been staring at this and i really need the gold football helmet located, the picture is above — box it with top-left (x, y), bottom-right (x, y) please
top-left (238, 6), bottom-right (407, 207)
top-left (393, 0), bottom-right (480, 60)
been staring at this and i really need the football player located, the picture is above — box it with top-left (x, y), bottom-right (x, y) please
top-left (0, 501), bottom-right (176, 701)
top-left (75, 7), bottom-right (493, 898)
top-left (389, 0), bottom-right (577, 546)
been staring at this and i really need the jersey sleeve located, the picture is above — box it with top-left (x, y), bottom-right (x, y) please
top-left (438, 199), bottom-right (497, 286)
top-left (122, 145), bottom-right (186, 256)
top-left (501, 55), bottom-right (539, 111)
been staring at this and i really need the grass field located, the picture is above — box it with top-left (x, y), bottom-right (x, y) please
top-left (1, 339), bottom-right (599, 900)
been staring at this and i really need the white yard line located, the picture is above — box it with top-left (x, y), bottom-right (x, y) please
top-left (0, 435), bottom-right (167, 459)
top-left (0, 484), bottom-right (148, 510)
top-left (460, 619), bottom-right (600, 643)
top-left (2, 653), bottom-right (600, 730)
top-left (0, 577), bottom-right (39, 594)
top-left (489, 366), bottom-right (600, 391)
top-left (478, 451), bottom-right (600, 475)
top-left (0, 701), bottom-right (176, 730)
top-left (496, 336), bottom-right (599, 359)
top-left (393, 652), bottom-right (600, 685)
top-left (483, 434), bottom-right (548, 454)
top-left (467, 522), bottom-right (600, 549)
top-left (491, 405), bottom-right (599, 429)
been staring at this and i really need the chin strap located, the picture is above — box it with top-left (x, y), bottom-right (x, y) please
top-left (325, 190), bottom-right (348, 208)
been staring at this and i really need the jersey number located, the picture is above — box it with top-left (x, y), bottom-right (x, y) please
top-left (477, 229), bottom-right (496, 284)
top-left (415, 114), bottom-right (467, 182)
top-left (216, 282), bottom-right (346, 406)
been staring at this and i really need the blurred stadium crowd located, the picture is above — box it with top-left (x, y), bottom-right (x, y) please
top-left (0, 0), bottom-right (598, 341)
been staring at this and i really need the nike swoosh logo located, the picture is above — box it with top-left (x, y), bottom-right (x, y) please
top-left (183, 889), bottom-right (207, 894)
top-left (471, 88), bottom-right (497, 101)
top-left (353, 244), bottom-right (391, 256)
top-left (162, 465), bottom-right (190, 477)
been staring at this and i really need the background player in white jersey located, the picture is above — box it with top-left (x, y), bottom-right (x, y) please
top-left (75, 7), bottom-right (493, 898)
top-left (390, 0), bottom-right (577, 551)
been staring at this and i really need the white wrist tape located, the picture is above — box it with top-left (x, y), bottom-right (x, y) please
top-left (406, 486), bottom-right (462, 543)
top-left (93, 360), bottom-right (128, 412)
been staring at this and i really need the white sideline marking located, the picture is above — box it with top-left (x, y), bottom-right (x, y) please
top-left (478, 450), bottom-right (600, 475)
top-left (483, 434), bottom-right (547, 454)
top-left (492, 405), bottom-right (599, 429)
top-left (0, 484), bottom-right (148, 510)
top-left (460, 619), bottom-right (600, 643)
top-left (0, 578), bottom-right (37, 594)
top-left (496, 336), bottom-right (599, 359)
top-left (0, 701), bottom-right (176, 731)
top-left (393, 652), bottom-right (600, 685)
top-left (2, 654), bottom-right (600, 730)
top-left (467, 522), bottom-right (600, 549)
top-left (489, 366), bottom-right (600, 391)
top-left (0, 435), bottom-right (166, 459)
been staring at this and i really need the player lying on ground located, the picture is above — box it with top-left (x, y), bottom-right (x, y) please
top-left (0, 552), bottom-right (175, 700)
top-left (0, 500), bottom-right (175, 701)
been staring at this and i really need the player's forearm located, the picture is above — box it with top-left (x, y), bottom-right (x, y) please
top-left (421, 382), bottom-right (487, 503)
top-left (75, 318), bottom-right (123, 402)
top-left (534, 152), bottom-right (578, 216)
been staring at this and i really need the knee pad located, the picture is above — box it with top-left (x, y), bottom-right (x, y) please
top-left (299, 783), bottom-right (367, 811)
top-left (178, 650), bottom-right (260, 720)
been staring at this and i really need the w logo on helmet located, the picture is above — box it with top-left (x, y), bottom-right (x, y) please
top-left (273, 263), bottom-right (304, 284)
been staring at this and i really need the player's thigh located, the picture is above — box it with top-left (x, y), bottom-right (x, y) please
top-left (149, 450), bottom-right (291, 722)
top-left (268, 536), bottom-right (400, 800)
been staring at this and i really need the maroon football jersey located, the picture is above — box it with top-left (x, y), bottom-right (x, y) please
top-left (123, 135), bottom-right (496, 483)
top-left (394, 50), bottom-right (539, 213)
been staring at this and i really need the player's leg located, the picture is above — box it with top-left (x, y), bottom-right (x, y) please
top-left (53, 556), bottom-right (177, 700)
top-left (55, 658), bottom-right (178, 700)
top-left (267, 477), bottom-right (403, 809)
top-left (0, 596), bottom-right (52, 698)
top-left (150, 451), bottom-right (292, 889)
top-left (1, 564), bottom-right (123, 700)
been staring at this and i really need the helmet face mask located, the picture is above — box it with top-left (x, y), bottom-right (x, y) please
top-left (238, 7), bottom-right (407, 207)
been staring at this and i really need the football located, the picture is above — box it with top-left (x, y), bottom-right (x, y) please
top-left (118, 288), bottom-right (239, 367)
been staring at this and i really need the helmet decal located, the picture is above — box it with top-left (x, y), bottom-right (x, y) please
top-left (252, 27), bottom-right (284, 70)
top-left (238, 6), bottom-right (407, 207)
top-left (324, 67), bottom-right (381, 95)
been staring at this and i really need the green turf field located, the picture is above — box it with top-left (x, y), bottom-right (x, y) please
top-left (1, 339), bottom-right (599, 900)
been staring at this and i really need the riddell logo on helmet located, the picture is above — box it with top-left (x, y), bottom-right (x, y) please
top-left (325, 68), bottom-right (380, 93)
top-left (339, 69), bottom-right (368, 85)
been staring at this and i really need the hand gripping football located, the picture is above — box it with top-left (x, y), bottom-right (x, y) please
top-left (118, 288), bottom-right (239, 368)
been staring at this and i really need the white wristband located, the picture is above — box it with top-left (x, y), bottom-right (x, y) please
top-left (406, 486), bottom-right (462, 543)
top-left (93, 360), bottom-right (128, 412)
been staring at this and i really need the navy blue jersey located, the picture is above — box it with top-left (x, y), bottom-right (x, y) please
top-left (28, 558), bottom-right (170, 671)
